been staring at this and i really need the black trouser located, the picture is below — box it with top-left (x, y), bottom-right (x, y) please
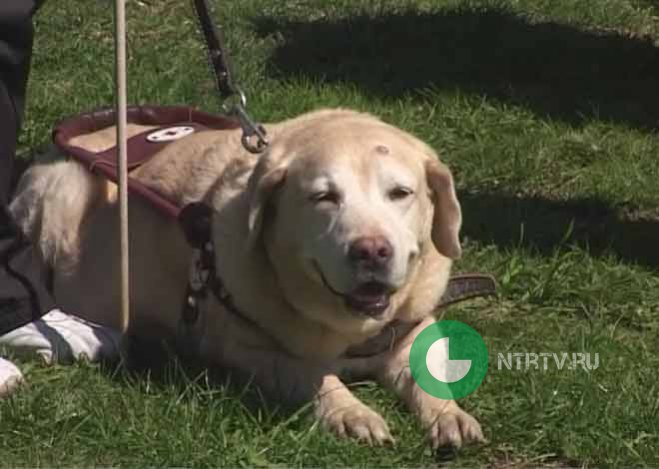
top-left (0, 0), bottom-right (54, 335)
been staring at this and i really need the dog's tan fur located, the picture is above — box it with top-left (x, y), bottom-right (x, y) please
top-left (10, 108), bottom-right (483, 448)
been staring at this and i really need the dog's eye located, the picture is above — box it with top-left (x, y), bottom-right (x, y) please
top-left (310, 191), bottom-right (341, 205)
top-left (388, 186), bottom-right (414, 201)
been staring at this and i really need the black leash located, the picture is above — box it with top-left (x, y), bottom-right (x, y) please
top-left (190, 0), bottom-right (236, 100)
top-left (190, 0), bottom-right (268, 153)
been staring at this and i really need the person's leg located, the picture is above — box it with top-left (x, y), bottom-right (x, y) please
top-left (0, 2), bottom-right (121, 396)
top-left (0, 1), bottom-right (43, 394)
top-left (0, 0), bottom-right (54, 336)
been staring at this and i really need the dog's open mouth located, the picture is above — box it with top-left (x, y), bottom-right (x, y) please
top-left (314, 262), bottom-right (392, 318)
top-left (344, 281), bottom-right (391, 317)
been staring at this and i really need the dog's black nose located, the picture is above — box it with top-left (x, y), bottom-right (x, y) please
top-left (348, 236), bottom-right (393, 269)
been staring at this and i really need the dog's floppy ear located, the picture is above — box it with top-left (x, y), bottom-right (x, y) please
top-left (425, 158), bottom-right (462, 259)
top-left (178, 202), bottom-right (213, 248)
top-left (247, 164), bottom-right (287, 248)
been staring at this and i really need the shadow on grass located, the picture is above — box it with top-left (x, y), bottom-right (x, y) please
top-left (111, 336), bottom-right (313, 417)
top-left (114, 336), bottom-right (264, 401)
top-left (254, 7), bottom-right (659, 130)
top-left (255, 7), bottom-right (659, 267)
top-left (460, 191), bottom-right (659, 269)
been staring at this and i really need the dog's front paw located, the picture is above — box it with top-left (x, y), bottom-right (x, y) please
top-left (321, 403), bottom-right (394, 445)
top-left (427, 407), bottom-right (485, 449)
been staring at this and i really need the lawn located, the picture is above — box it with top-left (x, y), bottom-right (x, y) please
top-left (1, 0), bottom-right (658, 466)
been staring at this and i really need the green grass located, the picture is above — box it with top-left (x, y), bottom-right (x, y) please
top-left (2, 0), bottom-right (659, 466)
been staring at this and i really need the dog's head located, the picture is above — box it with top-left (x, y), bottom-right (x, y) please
top-left (246, 110), bottom-right (461, 333)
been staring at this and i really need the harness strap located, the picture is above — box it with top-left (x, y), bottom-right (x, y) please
top-left (87, 123), bottom-right (210, 172)
top-left (52, 105), bottom-right (240, 219)
top-left (438, 273), bottom-right (497, 308)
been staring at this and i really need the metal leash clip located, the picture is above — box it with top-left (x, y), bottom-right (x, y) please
top-left (191, 0), bottom-right (269, 154)
top-left (224, 88), bottom-right (269, 154)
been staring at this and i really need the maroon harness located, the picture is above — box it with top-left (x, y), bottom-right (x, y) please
top-left (53, 105), bottom-right (240, 219)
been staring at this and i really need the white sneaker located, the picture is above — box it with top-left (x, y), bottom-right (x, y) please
top-left (0, 357), bottom-right (24, 397)
top-left (0, 309), bottom-right (122, 364)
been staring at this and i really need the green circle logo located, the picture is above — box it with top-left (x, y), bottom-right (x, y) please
top-left (409, 320), bottom-right (488, 399)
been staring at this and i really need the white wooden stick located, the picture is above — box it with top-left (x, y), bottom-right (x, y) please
top-left (114, 0), bottom-right (130, 333)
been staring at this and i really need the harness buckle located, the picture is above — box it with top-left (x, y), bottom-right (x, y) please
top-left (188, 250), bottom-right (206, 293)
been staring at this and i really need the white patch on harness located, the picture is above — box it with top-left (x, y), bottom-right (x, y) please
top-left (147, 126), bottom-right (195, 143)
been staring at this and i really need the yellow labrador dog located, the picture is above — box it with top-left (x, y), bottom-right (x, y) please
top-left (10, 108), bottom-right (484, 448)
